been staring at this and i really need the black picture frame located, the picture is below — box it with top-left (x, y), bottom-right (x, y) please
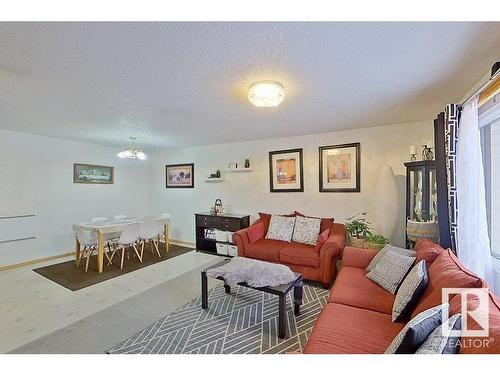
top-left (165, 163), bottom-right (195, 188)
top-left (269, 148), bottom-right (304, 193)
top-left (73, 163), bottom-right (114, 184)
top-left (319, 143), bottom-right (360, 192)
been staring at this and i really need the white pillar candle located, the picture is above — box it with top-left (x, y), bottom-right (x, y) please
top-left (410, 145), bottom-right (416, 154)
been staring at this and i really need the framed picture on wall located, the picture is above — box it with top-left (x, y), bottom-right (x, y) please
top-left (73, 163), bottom-right (114, 184)
top-left (269, 148), bottom-right (304, 192)
top-left (166, 163), bottom-right (194, 188)
top-left (319, 143), bottom-right (360, 192)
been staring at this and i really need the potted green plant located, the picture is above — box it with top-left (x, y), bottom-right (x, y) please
top-left (345, 212), bottom-right (373, 248)
top-left (365, 234), bottom-right (390, 251)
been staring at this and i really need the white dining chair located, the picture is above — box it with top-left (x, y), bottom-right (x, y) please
top-left (90, 216), bottom-right (120, 251)
top-left (109, 223), bottom-right (141, 270)
top-left (139, 221), bottom-right (162, 259)
top-left (75, 226), bottom-right (98, 273)
top-left (160, 213), bottom-right (171, 252)
top-left (113, 215), bottom-right (127, 220)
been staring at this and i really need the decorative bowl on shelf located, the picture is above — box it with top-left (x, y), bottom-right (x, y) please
top-left (406, 219), bottom-right (439, 242)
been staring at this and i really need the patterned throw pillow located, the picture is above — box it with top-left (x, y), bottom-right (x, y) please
top-left (416, 314), bottom-right (462, 354)
top-left (366, 244), bottom-right (416, 272)
top-left (392, 260), bottom-right (429, 322)
top-left (366, 250), bottom-right (415, 294)
top-left (292, 216), bottom-right (321, 245)
top-left (265, 215), bottom-right (296, 242)
top-left (385, 304), bottom-right (447, 354)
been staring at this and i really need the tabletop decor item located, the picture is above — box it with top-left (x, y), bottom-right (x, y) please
top-left (422, 140), bottom-right (434, 161)
top-left (244, 158), bottom-right (250, 168)
top-left (73, 163), bottom-right (114, 184)
top-left (165, 163), bottom-right (194, 188)
top-left (345, 211), bottom-right (372, 248)
top-left (228, 162), bottom-right (238, 169)
top-left (269, 148), bottom-right (304, 192)
top-left (410, 145), bottom-right (417, 162)
top-left (365, 234), bottom-right (390, 251)
top-left (319, 142), bottom-right (360, 192)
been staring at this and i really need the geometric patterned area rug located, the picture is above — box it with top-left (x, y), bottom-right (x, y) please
top-left (108, 283), bottom-right (329, 354)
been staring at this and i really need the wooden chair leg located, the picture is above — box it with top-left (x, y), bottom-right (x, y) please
top-left (85, 248), bottom-right (92, 272)
top-left (140, 241), bottom-right (145, 260)
top-left (109, 245), bottom-right (118, 265)
top-left (120, 247), bottom-right (125, 270)
top-left (76, 246), bottom-right (86, 267)
top-left (153, 238), bottom-right (161, 258)
top-left (132, 244), bottom-right (142, 263)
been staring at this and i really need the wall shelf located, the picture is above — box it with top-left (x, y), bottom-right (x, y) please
top-left (225, 168), bottom-right (253, 173)
top-left (205, 178), bottom-right (224, 182)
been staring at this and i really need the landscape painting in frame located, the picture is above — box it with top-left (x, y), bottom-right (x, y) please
top-left (73, 163), bottom-right (114, 184)
top-left (319, 143), bottom-right (360, 192)
top-left (166, 163), bottom-right (194, 188)
top-left (269, 148), bottom-right (304, 192)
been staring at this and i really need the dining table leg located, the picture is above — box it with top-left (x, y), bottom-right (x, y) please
top-left (164, 223), bottom-right (170, 252)
top-left (75, 234), bottom-right (81, 266)
top-left (97, 231), bottom-right (105, 273)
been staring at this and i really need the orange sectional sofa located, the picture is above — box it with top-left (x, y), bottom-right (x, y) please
top-left (304, 246), bottom-right (500, 354)
top-left (233, 215), bottom-right (346, 286)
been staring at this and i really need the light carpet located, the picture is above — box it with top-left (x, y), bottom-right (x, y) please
top-left (108, 284), bottom-right (328, 354)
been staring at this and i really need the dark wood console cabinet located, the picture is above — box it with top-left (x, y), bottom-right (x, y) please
top-left (195, 212), bottom-right (250, 256)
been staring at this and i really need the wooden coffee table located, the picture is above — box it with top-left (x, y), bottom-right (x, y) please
top-left (201, 260), bottom-right (303, 339)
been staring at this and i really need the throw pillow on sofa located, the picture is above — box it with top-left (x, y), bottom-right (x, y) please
top-left (294, 211), bottom-right (334, 233)
top-left (248, 222), bottom-right (265, 244)
top-left (315, 228), bottom-right (330, 252)
top-left (292, 216), bottom-right (321, 245)
top-left (416, 314), bottom-right (461, 354)
top-left (265, 215), bottom-right (296, 242)
top-left (392, 260), bottom-right (429, 322)
top-left (259, 212), bottom-right (296, 235)
top-left (414, 238), bottom-right (446, 267)
top-left (385, 303), bottom-right (447, 354)
top-left (366, 249), bottom-right (415, 294)
top-left (366, 244), bottom-right (416, 273)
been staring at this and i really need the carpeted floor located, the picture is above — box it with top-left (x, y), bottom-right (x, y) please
top-left (33, 244), bottom-right (193, 291)
top-left (108, 283), bottom-right (328, 354)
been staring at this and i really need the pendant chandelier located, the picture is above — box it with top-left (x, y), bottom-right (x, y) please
top-left (117, 137), bottom-right (147, 160)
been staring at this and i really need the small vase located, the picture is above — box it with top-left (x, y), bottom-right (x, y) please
top-left (244, 159), bottom-right (250, 168)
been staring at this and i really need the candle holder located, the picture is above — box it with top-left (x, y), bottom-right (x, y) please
top-left (410, 153), bottom-right (417, 162)
top-left (422, 146), bottom-right (434, 161)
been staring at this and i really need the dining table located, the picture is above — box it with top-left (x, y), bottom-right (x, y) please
top-left (72, 216), bottom-right (171, 273)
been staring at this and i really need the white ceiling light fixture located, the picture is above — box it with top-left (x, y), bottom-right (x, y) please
top-left (117, 137), bottom-right (147, 160)
top-left (248, 80), bottom-right (285, 107)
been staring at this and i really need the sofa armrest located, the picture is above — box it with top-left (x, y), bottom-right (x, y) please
top-left (342, 246), bottom-right (378, 269)
top-left (319, 223), bottom-right (346, 285)
top-left (233, 219), bottom-right (263, 257)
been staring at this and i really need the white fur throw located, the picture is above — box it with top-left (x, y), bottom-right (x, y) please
top-left (206, 257), bottom-right (297, 287)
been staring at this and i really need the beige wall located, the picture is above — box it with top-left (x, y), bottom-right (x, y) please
top-left (150, 120), bottom-right (434, 247)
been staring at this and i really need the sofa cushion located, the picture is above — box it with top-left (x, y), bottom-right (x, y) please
top-left (366, 250), bottom-right (415, 294)
top-left (411, 250), bottom-right (484, 318)
top-left (245, 239), bottom-right (287, 262)
top-left (315, 228), bottom-right (330, 252)
top-left (247, 222), bottom-right (265, 244)
top-left (450, 290), bottom-right (500, 354)
top-left (385, 304), bottom-right (447, 354)
top-left (328, 267), bottom-right (396, 314)
top-left (294, 211), bottom-right (334, 233)
top-left (414, 238), bottom-right (445, 267)
top-left (259, 212), bottom-right (296, 235)
top-left (303, 303), bottom-right (405, 354)
top-left (392, 260), bottom-right (429, 322)
top-left (266, 215), bottom-right (295, 242)
top-left (292, 216), bottom-right (321, 245)
top-left (366, 244), bottom-right (416, 272)
top-left (278, 242), bottom-right (320, 268)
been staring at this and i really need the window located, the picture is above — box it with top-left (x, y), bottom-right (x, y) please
top-left (480, 95), bottom-right (500, 259)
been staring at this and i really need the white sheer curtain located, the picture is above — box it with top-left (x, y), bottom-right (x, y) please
top-left (456, 96), bottom-right (497, 292)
